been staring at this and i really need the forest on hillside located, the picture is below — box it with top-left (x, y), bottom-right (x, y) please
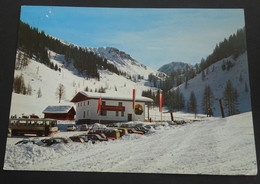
top-left (17, 21), bottom-right (120, 78)
top-left (143, 27), bottom-right (247, 116)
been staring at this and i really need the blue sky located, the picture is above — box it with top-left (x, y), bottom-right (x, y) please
top-left (20, 6), bottom-right (245, 69)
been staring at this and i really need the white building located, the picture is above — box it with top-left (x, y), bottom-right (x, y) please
top-left (70, 91), bottom-right (153, 124)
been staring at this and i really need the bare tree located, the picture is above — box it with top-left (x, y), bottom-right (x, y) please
top-left (37, 87), bottom-right (42, 98)
top-left (56, 83), bottom-right (66, 103)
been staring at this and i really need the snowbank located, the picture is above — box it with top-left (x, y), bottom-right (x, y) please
top-left (3, 112), bottom-right (257, 175)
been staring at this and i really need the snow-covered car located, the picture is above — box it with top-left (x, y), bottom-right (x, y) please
top-left (127, 128), bottom-right (144, 135)
top-left (41, 137), bottom-right (71, 146)
top-left (15, 139), bottom-right (44, 146)
top-left (88, 128), bottom-right (120, 140)
top-left (69, 135), bottom-right (86, 143)
top-left (67, 125), bottom-right (77, 131)
top-left (80, 124), bottom-right (89, 131)
top-left (82, 134), bottom-right (108, 143)
top-left (134, 126), bottom-right (149, 134)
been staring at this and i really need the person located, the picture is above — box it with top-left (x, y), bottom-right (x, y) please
top-left (207, 107), bottom-right (213, 117)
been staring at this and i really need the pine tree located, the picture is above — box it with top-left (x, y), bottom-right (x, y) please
top-left (202, 85), bottom-right (215, 114)
top-left (189, 91), bottom-right (197, 118)
top-left (223, 80), bottom-right (239, 116)
top-left (13, 74), bottom-right (26, 94)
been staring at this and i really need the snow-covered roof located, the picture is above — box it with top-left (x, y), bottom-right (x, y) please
top-left (42, 106), bottom-right (74, 114)
top-left (71, 91), bottom-right (153, 103)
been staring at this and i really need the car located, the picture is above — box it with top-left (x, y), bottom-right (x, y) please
top-left (134, 126), bottom-right (149, 134)
top-left (41, 137), bottom-right (71, 146)
top-left (127, 128), bottom-right (144, 135)
top-left (117, 128), bottom-right (129, 137)
top-left (67, 124), bottom-right (77, 131)
top-left (88, 128), bottom-right (120, 140)
top-left (83, 134), bottom-right (108, 143)
top-left (80, 124), bottom-right (89, 131)
top-left (15, 139), bottom-right (44, 146)
top-left (69, 135), bottom-right (86, 143)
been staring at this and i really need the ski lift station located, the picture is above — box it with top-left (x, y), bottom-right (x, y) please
top-left (70, 91), bottom-right (153, 124)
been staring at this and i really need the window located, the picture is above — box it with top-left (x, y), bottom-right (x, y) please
top-left (121, 111), bottom-right (124, 117)
top-left (119, 102), bottom-right (123, 106)
top-left (87, 110), bottom-right (89, 116)
top-left (83, 111), bottom-right (85, 118)
top-left (116, 111), bottom-right (119, 116)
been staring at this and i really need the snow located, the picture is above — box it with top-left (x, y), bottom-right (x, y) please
top-left (3, 112), bottom-right (257, 175)
top-left (9, 50), bottom-right (153, 118)
top-left (87, 47), bottom-right (164, 79)
top-left (42, 105), bottom-right (73, 114)
top-left (175, 52), bottom-right (252, 116)
top-left (5, 47), bottom-right (257, 175)
top-left (78, 91), bottom-right (153, 102)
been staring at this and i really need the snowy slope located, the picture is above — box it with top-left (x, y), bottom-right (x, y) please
top-left (173, 52), bottom-right (252, 116)
top-left (158, 61), bottom-right (193, 75)
top-left (4, 112), bottom-right (257, 175)
top-left (87, 47), bottom-right (164, 79)
top-left (9, 50), bottom-right (153, 118)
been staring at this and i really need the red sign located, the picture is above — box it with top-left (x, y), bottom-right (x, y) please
top-left (101, 105), bottom-right (125, 112)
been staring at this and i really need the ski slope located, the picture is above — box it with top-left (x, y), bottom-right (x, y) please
top-left (9, 50), bottom-right (152, 118)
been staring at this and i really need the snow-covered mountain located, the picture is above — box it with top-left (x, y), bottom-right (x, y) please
top-left (158, 61), bottom-right (194, 75)
top-left (9, 50), bottom-right (156, 118)
top-left (87, 47), bottom-right (163, 79)
top-left (173, 52), bottom-right (252, 116)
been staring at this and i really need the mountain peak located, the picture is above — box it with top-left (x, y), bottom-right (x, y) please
top-left (158, 61), bottom-right (193, 75)
top-left (86, 46), bottom-right (160, 79)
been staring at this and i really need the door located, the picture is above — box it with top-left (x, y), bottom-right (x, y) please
top-left (128, 114), bottom-right (132, 121)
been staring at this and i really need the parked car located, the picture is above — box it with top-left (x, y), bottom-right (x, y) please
top-left (81, 134), bottom-right (108, 144)
top-left (67, 124), bottom-right (77, 131)
top-left (80, 124), bottom-right (89, 131)
top-left (15, 139), bottom-right (44, 146)
top-left (7, 128), bottom-right (12, 137)
top-left (88, 128), bottom-right (120, 140)
top-left (127, 128), bottom-right (144, 135)
top-left (134, 126), bottom-right (149, 134)
top-left (41, 137), bottom-right (71, 146)
top-left (69, 135), bottom-right (86, 143)
top-left (117, 128), bottom-right (129, 137)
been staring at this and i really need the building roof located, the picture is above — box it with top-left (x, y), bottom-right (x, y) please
top-left (71, 91), bottom-right (153, 103)
top-left (42, 105), bottom-right (75, 114)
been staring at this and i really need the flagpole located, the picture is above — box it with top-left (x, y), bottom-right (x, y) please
top-left (132, 88), bottom-right (135, 122)
top-left (97, 94), bottom-right (101, 124)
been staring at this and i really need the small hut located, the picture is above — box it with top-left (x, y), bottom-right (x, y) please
top-left (42, 105), bottom-right (75, 120)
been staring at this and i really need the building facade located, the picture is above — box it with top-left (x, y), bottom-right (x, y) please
top-left (70, 91), bottom-right (153, 124)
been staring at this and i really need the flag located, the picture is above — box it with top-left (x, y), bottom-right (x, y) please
top-left (159, 93), bottom-right (163, 112)
top-left (132, 89), bottom-right (136, 109)
top-left (97, 97), bottom-right (102, 114)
